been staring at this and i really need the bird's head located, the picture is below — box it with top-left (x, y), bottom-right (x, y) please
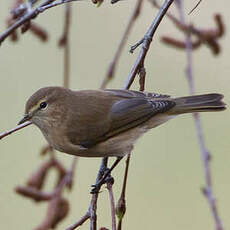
top-left (18, 87), bottom-right (70, 129)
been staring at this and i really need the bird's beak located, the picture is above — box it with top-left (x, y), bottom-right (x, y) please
top-left (18, 114), bottom-right (30, 125)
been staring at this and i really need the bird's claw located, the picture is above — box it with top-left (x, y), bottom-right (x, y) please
top-left (90, 183), bottom-right (102, 194)
top-left (90, 170), bottom-right (114, 194)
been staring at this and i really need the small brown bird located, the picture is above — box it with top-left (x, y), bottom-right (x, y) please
top-left (19, 87), bottom-right (226, 158)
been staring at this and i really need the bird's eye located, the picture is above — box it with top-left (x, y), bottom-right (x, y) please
top-left (39, 102), bottom-right (48, 110)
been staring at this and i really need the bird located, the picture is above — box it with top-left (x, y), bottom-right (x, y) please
top-left (18, 87), bottom-right (226, 192)
top-left (18, 87), bottom-right (226, 158)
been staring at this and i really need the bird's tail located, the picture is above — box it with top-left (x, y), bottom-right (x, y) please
top-left (168, 93), bottom-right (226, 115)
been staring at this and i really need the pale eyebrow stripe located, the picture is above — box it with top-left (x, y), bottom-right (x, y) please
top-left (29, 98), bottom-right (47, 113)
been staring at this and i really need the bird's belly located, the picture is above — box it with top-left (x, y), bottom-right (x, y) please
top-left (144, 114), bottom-right (176, 129)
top-left (84, 126), bottom-right (148, 157)
top-left (40, 114), bottom-right (176, 158)
top-left (41, 129), bottom-right (68, 153)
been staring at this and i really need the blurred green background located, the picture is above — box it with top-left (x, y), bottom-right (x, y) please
top-left (0, 0), bottom-right (230, 229)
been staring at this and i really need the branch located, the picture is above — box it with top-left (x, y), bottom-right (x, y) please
top-left (176, 1), bottom-right (224, 230)
top-left (66, 158), bottom-right (108, 230)
top-left (0, 121), bottom-right (32, 140)
top-left (66, 212), bottom-right (90, 230)
top-left (151, 0), bottom-right (225, 55)
top-left (106, 181), bottom-right (116, 230)
top-left (123, 0), bottom-right (175, 90)
top-left (116, 153), bottom-right (131, 230)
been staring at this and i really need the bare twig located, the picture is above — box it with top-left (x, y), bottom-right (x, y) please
top-left (106, 181), bottom-right (116, 230)
top-left (67, 158), bottom-right (108, 230)
top-left (138, 67), bottom-right (146, 91)
top-left (116, 153), bottom-right (131, 230)
top-left (188, 0), bottom-right (203, 15)
top-left (100, 0), bottom-right (144, 89)
top-left (66, 212), bottom-right (90, 230)
top-left (123, 0), bottom-right (175, 90)
top-left (0, 121), bottom-right (32, 140)
top-left (176, 1), bottom-right (224, 230)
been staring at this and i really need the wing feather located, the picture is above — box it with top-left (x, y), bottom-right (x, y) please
top-left (67, 89), bottom-right (175, 148)
top-left (80, 101), bottom-right (175, 148)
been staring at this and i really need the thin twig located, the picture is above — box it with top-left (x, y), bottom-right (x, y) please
top-left (188, 0), bottom-right (203, 15)
top-left (107, 182), bottom-right (116, 230)
top-left (138, 67), bottom-right (146, 91)
top-left (100, 0), bottom-right (144, 89)
top-left (39, 0), bottom-right (79, 14)
top-left (0, 121), bottom-right (32, 140)
top-left (123, 0), bottom-right (175, 90)
top-left (120, 154), bottom-right (130, 202)
top-left (176, 1), bottom-right (224, 230)
top-left (66, 212), bottom-right (90, 230)
top-left (89, 158), bottom-right (108, 230)
top-left (67, 158), bottom-right (108, 230)
top-left (116, 153), bottom-right (131, 230)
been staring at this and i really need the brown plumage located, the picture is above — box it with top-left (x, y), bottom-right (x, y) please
top-left (18, 87), bottom-right (226, 157)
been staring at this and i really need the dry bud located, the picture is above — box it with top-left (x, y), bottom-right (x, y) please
top-left (29, 23), bottom-right (48, 42)
top-left (161, 36), bottom-right (201, 50)
top-left (21, 21), bottom-right (31, 34)
top-left (15, 186), bottom-right (53, 202)
top-left (26, 159), bottom-right (54, 190)
top-left (40, 145), bottom-right (53, 156)
top-left (116, 197), bottom-right (126, 220)
top-left (35, 197), bottom-right (69, 230)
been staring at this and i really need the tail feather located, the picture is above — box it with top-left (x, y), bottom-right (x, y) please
top-left (168, 93), bottom-right (226, 115)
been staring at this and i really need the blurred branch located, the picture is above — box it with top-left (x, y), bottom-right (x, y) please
top-left (16, 156), bottom-right (77, 229)
top-left (100, 0), bottom-right (144, 89)
top-left (0, 0), bottom-right (80, 45)
top-left (59, 3), bottom-right (72, 88)
top-left (175, 0), bottom-right (224, 230)
top-left (150, 0), bottom-right (225, 55)
top-left (6, 0), bottom-right (48, 42)
top-left (0, 0), bottom-right (127, 45)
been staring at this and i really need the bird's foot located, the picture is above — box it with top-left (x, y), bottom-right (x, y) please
top-left (90, 168), bottom-right (114, 194)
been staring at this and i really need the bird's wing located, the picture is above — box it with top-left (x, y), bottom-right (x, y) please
top-left (105, 89), bottom-right (171, 99)
top-left (67, 90), bottom-right (175, 148)
top-left (105, 97), bottom-right (175, 139)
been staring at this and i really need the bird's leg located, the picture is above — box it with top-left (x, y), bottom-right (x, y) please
top-left (97, 157), bottom-right (109, 181)
top-left (91, 156), bottom-right (123, 194)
